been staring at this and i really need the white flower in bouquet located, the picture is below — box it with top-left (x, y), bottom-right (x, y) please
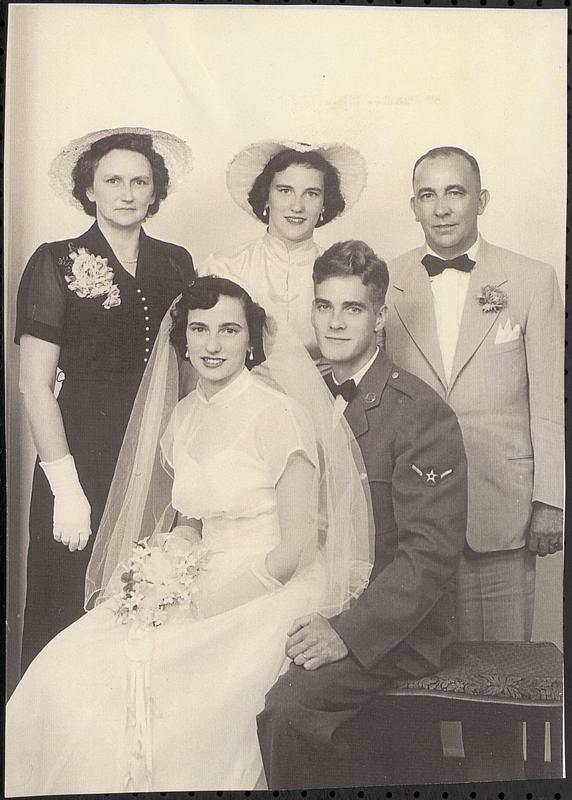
top-left (144, 547), bottom-right (176, 584)
top-left (115, 537), bottom-right (212, 629)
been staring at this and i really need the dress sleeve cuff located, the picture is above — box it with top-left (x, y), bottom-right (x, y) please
top-left (15, 318), bottom-right (63, 346)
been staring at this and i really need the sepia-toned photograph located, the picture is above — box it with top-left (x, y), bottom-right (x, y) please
top-left (3, 3), bottom-right (566, 794)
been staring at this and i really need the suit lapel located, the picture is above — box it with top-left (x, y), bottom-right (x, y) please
top-left (392, 252), bottom-right (447, 390)
top-left (344, 351), bottom-right (391, 438)
top-left (448, 239), bottom-right (508, 391)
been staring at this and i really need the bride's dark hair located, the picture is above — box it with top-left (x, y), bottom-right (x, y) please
top-left (170, 276), bottom-right (267, 368)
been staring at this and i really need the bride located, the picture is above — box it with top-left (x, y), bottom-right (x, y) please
top-left (6, 275), bottom-right (373, 795)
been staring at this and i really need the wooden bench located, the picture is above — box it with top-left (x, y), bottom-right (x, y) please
top-left (349, 641), bottom-right (563, 785)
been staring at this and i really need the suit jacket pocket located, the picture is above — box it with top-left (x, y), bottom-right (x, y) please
top-left (491, 337), bottom-right (523, 354)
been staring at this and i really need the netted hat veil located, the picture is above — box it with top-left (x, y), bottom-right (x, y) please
top-left (49, 127), bottom-right (193, 210)
top-left (226, 139), bottom-right (367, 221)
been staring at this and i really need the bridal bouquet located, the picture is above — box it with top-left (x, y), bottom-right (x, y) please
top-left (115, 536), bottom-right (212, 629)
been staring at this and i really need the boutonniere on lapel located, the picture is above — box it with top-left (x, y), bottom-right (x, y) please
top-left (60, 245), bottom-right (121, 309)
top-left (476, 284), bottom-right (507, 314)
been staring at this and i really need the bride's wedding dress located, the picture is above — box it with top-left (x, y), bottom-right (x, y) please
top-left (6, 369), bottom-right (326, 795)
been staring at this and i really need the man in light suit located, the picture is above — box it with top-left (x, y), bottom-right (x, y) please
top-left (258, 240), bottom-right (467, 788)
top-left (385, 146), bottom-right (564, 641)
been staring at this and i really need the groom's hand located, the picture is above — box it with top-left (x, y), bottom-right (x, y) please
top-left (286, 613), bottom-right (348, 670)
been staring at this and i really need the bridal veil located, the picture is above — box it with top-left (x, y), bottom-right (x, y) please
top-left (85, 283), bottom-right (374, 617)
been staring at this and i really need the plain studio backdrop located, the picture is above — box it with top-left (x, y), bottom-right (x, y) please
top-left (4, 5), bottom-right (566, 691)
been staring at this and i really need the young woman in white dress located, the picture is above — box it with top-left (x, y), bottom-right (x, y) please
top-left (5, 276), bottom-right (373, 795)
top-left (201, 140), bottom-right (367, 363)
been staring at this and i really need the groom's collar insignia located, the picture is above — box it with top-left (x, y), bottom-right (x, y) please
top-left (363, 392), bottom-right (377, 404)
top-left (411, 463), bottom-right (453, 486)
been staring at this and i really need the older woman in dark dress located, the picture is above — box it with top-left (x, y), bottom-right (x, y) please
top-left (16, 127), bottom-right (195, 672)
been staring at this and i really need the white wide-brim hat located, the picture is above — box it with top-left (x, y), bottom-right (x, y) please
top-left (49, 127), bottom-right (193, 210)
top-left (226, 139), bottom-right (367, 222)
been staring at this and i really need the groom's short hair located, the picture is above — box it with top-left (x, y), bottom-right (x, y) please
top-left (313, 240), bottom-right (389, 308)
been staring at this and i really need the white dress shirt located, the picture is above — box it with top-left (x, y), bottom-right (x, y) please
top-left (426, 237), bottom-right (480, 384)
top-left (332, 347), bottom-right (380, 421)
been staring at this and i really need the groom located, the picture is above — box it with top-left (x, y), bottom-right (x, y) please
top-left (257, 240), bottom-right (468, 788)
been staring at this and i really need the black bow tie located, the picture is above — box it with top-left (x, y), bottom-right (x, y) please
top-left (421, 253), bottom-right (476, 277)
top-left (328, 377), bottom-right (357, 403)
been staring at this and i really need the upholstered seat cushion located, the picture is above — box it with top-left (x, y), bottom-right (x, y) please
top-left (386, 641), bottom-right (562, 704)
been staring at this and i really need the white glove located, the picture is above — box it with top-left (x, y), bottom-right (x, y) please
top-left (40, 454), bottom-right (92, 552)
top-left (198, 554), bottom-right (284, 619)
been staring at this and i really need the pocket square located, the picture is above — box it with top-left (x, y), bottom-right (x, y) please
top-left (495, 319), bottom-right (521, 344)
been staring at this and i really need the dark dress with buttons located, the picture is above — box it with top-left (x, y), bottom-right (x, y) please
top-left (15, 222), bottom-right (195, 672)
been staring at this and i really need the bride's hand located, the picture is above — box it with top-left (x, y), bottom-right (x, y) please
top-left (170, 525), bottom-right (203, 545)
top-left (154, 526), bottom-right (202, 554)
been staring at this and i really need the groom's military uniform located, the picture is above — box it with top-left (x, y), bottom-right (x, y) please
top-left (257, 349), bottom-right (467, 788)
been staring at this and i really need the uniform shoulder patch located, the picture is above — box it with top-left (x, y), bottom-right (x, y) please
top-left (410, 463), bottom-right (453, 486)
